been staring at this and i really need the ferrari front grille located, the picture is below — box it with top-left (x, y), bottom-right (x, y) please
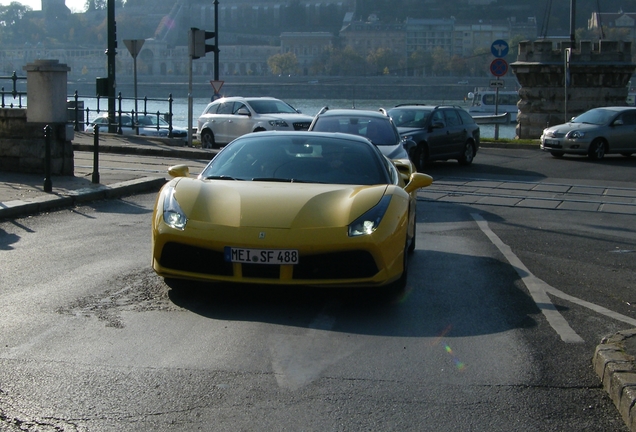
top-left (160, 242), bottom-right (233, 276)
top-left (293, 251), bottom-right (378, 280)
top-left (160, 243), bottom-right (378, 281)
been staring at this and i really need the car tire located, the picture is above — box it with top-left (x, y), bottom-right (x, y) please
top-left (587, 139), bottom-right (606, 160)
top-left (458, 141), bottom-right (475, 166)
top-left (200, 129), bottom-right (217, 149)
top-left (416, 144), bottom-right (429, 171)
top-left (550, 151), bottom-right (564, 158)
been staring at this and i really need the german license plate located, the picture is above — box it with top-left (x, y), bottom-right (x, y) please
top-left (224, 247), bottom-right (299, 265)
top-left (543, 139), bottom-right (560, 146)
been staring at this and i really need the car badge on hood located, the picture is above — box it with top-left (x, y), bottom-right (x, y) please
top-left (259, 232), bottom-right (266, 239)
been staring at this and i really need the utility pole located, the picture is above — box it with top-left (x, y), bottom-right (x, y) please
top-left (107, 0), bottom-right (117, 133)
top-left (214, 0), bottom-right (219, 81)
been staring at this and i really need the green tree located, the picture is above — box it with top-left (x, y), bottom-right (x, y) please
top-left (0, 2), bottom-right (35, 45)
top-left (267, 52), bottom-right (299, 76)
top-left (408, 49), bottom-right (432, 76)
top-left (466, 47), bottom-right (491, 77)
top-left (431, 46), bottom-right (450, 76)
top-left (449, 55), bottom-right (469, 77)
top-left (366, 47), bottom-right (400, 76)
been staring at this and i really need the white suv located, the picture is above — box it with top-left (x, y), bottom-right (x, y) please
top-left (196, 96), bottom-right (314, 148)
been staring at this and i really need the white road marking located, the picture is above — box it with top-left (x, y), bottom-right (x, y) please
top-left (473, 212), bottom-right (636, 341)
top-left (471, 213), bottom-right (584, 343)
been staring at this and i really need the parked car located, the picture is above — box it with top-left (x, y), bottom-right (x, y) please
top-left (87, 113), bottom-right (188, 142)
top-left (540, 106), bottom-right (636, 160)
top-left (307, 107), bottom-right (417, 174)
top-left (196, 96), bottom-right (314, 149)
top-left (151, 131), bottom-right (433, 292)
top-left (387, 104), bottom-right (480, 170)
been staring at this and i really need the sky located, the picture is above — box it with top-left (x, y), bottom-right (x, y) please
top-left (0, 1), bottom-right (86, 13)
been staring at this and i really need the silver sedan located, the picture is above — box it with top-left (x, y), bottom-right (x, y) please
top-left (540, 106), bottom-right (636, 160)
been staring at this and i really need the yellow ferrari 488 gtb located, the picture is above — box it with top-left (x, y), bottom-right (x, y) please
top-left (152, 131), bottom-right (432, 291)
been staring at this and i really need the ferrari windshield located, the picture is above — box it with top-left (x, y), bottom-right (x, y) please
top-left (571, 108), bottom-right (615, 125)
top-left (201, 134), bottom-right (391, 185)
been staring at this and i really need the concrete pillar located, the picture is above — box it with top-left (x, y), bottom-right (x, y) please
top-left (21, 59), bottom-right (74, 175)
top-left (23, 59), bottom-right (70, 123)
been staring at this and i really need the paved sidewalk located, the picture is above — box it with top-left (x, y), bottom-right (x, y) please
top-left (0, 131), bottom-right (213, 220)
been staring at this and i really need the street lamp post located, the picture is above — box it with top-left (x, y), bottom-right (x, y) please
top-left (107, 0), bottom-right (117, 133)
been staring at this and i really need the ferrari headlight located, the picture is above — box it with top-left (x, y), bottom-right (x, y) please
top-left (566, 130), bottom-right (585, 139)
top-left (348, 195), bottom-right (392, 237)
top-left (268, 120), bottom-right (289, 127)
top-left (162, 185), bottom-right (187, 230)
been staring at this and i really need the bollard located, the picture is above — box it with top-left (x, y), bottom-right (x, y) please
top-left (43, 125), bottom-right (52, 192)
top-left (92, 125), bottom-right (100, 184)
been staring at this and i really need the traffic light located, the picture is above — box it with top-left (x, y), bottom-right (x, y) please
top-left (190, 27), bottom-right (218, 59)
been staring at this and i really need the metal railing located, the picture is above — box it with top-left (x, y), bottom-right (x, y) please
top-left (68, 91), bottom-right (177, 138)
top-left (1, 72), bottom-right (179, 139)
top-left (0, 72), bottom-right (27, 108)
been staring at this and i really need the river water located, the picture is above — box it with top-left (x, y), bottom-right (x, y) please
top-left (75, 96), bottom-right (517, 140)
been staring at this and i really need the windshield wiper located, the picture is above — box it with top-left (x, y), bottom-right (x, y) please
top-left (204, 175), bottom-right (240, 180)
top-left (251, 177), bottom-right (310, 183)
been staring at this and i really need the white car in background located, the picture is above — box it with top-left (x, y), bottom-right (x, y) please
top-left (196, 96), bottom-right (314, 149)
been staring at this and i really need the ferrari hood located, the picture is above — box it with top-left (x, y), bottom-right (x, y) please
top-left (170, 178), bottom-right (389, 229)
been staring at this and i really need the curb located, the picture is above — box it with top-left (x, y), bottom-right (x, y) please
top-left (0, 176), bottom-right (166, 220)
top-left (593, 329), bottom-right (636, 432)
top-left (480, 141), bottom-right (539, 150)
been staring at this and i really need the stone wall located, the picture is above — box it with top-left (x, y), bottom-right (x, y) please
top-left (0, 108), bottom-right (74, 175)
top-left (511, 40), bottom-right (636, 139)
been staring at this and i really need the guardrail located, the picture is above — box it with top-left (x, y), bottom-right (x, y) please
top-left (471, 112), bottom-right (511, 124)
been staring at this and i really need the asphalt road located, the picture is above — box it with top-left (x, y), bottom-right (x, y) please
top-left (0, 148), bottom-right (634, 431)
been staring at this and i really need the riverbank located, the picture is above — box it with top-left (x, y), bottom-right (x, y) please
top-left (68, 75), bottom-right (501, 101)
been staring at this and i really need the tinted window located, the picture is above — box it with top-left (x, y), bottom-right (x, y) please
top-left (217, 102), bottom-right (234, 115)
top-left (233, 103), bottom-right (248, 114)
top-left (457, 109), bottom-right (475, 125)
top-left (443, 109), bottom-right (461, 127)
top-left (248, 99), bottom-right (297, 114)
top-left (389, 108), bottom-right (431, 128)
top-left (313, 116), bottom-right (398, 146)
top-left (432, 111), bottom-right (444, 124)
top-left (617, 110), bottom-right (636, 126)
top-left (204, 102), bottom-right (219, 115)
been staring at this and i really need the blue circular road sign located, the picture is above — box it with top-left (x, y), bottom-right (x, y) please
top-left (491, 39), bottom-right (509, 58)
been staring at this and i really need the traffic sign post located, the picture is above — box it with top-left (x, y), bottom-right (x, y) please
top-left (124, 39), bottom-right (145, 134)
top-left (490, 40), bottom-right (509, 141)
